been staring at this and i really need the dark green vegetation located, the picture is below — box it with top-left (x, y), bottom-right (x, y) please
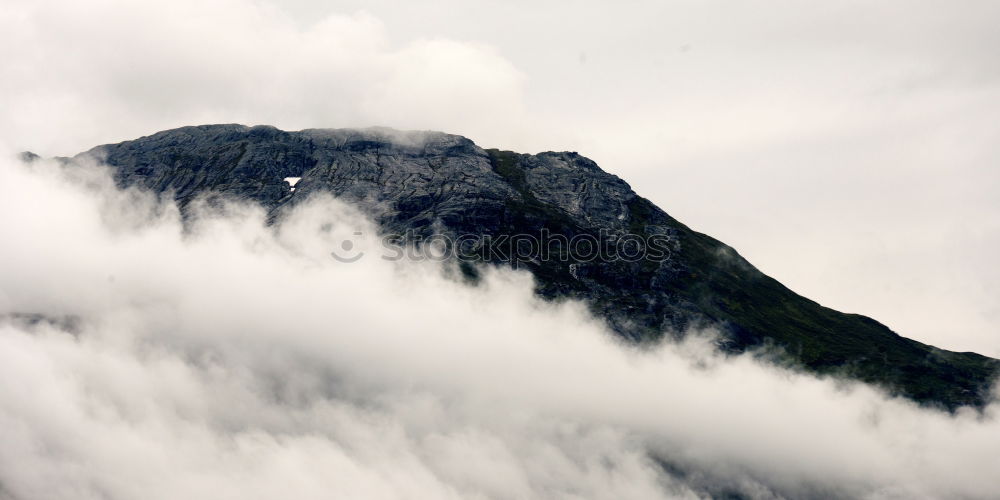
top-left (67, 124), bottom-right (999, 410)
top-left (632, 197), bottom-right (997, 408)
top-left (484, 151), bottom-right (998, 409)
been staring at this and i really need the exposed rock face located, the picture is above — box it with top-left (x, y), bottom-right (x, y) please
top-left (70, 123), bottom-right (998, 409)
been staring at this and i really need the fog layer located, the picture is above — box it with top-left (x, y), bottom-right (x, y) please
top-left (1, 155), bottom-right (999, 498)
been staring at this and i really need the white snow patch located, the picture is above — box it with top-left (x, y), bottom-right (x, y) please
top-left (284, 177), bottom-right (301, 192)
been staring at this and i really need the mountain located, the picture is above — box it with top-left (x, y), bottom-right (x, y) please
top-left (56, 123), bottom-right (998, 409)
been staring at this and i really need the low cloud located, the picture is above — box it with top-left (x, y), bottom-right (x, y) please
top-left (1, 153), bottom-right (999, 499)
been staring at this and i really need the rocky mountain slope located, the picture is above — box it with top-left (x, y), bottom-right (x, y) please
top-left (57, 124), bottom-right (998, 409)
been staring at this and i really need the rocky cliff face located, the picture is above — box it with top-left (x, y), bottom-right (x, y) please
top-left (67, 123), bottom-right (998, 409)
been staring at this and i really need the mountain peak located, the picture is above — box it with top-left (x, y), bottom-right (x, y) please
top-left (63, 124), bottom-right (1000, 409)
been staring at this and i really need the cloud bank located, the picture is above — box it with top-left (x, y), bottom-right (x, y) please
top-left (1, 153), bottom-right (999, 499)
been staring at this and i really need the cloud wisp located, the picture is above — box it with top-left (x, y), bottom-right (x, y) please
top-left (1, 154), bottom-right (999, 499)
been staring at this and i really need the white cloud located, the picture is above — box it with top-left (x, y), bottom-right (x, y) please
top-left (1, 153), bottom-right (999, 499)
top-left (0, 0), bottom-right (529, 156)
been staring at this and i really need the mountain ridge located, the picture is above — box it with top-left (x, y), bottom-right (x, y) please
top-left (42, 123), bottom-right (998, 409)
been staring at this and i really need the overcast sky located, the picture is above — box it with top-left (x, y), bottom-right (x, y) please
top-left (3, 3), bottom-right (1000, 497)
top-left (2, 0), bottom-right (998, 354)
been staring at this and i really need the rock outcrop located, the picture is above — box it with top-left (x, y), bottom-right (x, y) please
top-left (67, 124), bottom-right (999, 409)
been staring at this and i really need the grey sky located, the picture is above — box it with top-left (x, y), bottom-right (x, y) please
top-left (3, 0), bottom-right (998, 353)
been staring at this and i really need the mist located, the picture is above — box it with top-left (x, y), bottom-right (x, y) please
top-left (1, 153), bottom-right (998, 499)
